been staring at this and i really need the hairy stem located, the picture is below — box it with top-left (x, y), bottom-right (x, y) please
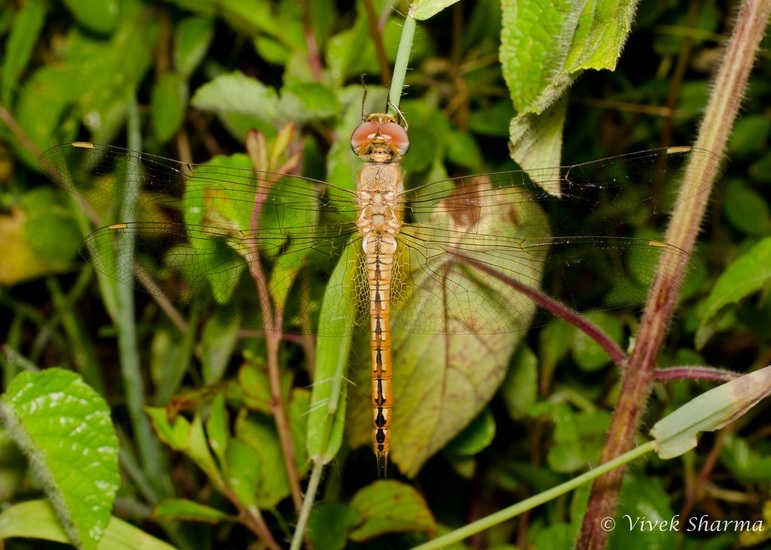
top-left (579, 3), bottom-right (771, 548)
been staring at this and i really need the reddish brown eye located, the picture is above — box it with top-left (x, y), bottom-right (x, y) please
top-left (378, 121), bottom-right (410, 156)
top-left (351, 121), bottom-right (379, 152)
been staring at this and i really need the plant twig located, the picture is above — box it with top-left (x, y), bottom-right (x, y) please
top-left (449, 250), bottom-right (628, 365)
top-left (244, 131), bottom-right (304, 514)
top-left (579, 3), bottom-right (771, 548)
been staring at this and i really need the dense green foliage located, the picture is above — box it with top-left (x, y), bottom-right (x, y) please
top-left (0, 0), bottom-right (769, 548)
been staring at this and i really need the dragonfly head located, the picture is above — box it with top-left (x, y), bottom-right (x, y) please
top-left (351, 113), bottom-right (410, 162)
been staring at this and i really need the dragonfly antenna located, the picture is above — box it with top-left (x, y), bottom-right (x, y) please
top-left (360, 74), bottom-right (368, 121)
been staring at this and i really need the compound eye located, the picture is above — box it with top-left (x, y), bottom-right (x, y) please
top-left (378, 121), bottom-right (410, 156)
top-left (350, 121), bottom-right (380, 153)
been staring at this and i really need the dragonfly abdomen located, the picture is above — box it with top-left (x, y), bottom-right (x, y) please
top-left (365, 233), bottom-right (397, 476)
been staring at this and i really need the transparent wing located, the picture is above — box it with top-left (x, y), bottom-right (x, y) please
top-left (40, 143), bottom-right (721, 336)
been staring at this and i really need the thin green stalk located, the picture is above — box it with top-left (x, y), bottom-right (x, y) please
top-left (114, 95), bottom-right (165, 499)
top-left (290, 460), bottom-right (326, 550)
top-left (414, 442), bottom-right (656, 550)
top-left (580, 3), bottom-right (771, 548)
top-left (388, 13), bottom-right (415, 111)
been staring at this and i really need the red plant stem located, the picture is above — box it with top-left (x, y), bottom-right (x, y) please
top-left (579, 3), bottom-right (771, 548)
top-left (449, 250), bottom-right (628, 365)
top-left (654, 365), bottom-right (738, 383)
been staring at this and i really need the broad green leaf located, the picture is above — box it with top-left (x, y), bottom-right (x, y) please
top-left (547, 404), bottom-right (610, 473)
top-left (409, 0), bottom-right (461, 20)
top-left (0, 189), bottom-right (80, 284)
top-left (501, 0), bottom-right (638, 173)
top-left (201, 315), bottom-right (239, 383)
top-left (722, 178), bottom-right (771, 235)
top-left (695, 237), bottom-right (771, 348)
top-left (0, 369), bottom-right (120, 550)
top-left (1, 0), bottom-right (45, 106)
top-left (225, 438), bottom-right (259, 507)
top-left (61, 0), bottom-right (120, 34)
top-left (151, 71), bottom-right (188, 142)
top-left (152, 499), bottom-right (232, 523)
top-left (238, 360), bottom-right (293, 415)
top-left (308, 503), bottom-right (360, 550)
top-left (0, 500), bottom-right (175, 550)
top-left (174, 16), bottom-right (214, 78)
top-left (533, 523), bottom-right (572, 550)
top-left (346, 176), bottom-right (547, 476)
top-left (146, 406), bottom-right (191, 449)
top-left (233, 412), bottom-right (290, 508)
top-left (507, 95), bottom-right (568, 195)
top-left (607, 474), bottom-right (678, 549)
top-left (348, 480), bottom-right (437, 541)
top-left (572, 310), bottom-right (624, 371)
top-left (191, 71), bottom-right (279, 122)
top-left (501, 344), bottom-right (539, 420)
top-left (12, 7), bottom-right (157, 163)
top-left (728, 115), bottom-right (771, 156)
top-left (444, 408), bottom-right (496, 456)
top-left (278, 82), bottom-right (341, 123)
top-left (445, 130), bottom-right (484, 170)
top-left (651, 365), bottom-right (771, 459)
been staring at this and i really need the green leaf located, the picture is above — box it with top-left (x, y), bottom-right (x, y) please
top-left (722, 178), bottom-right (771, 235)
top-left (0, 188), bottom-right (80, 285)
top-left (225, 438), bottom-right (259, 508)
top-left (0, 500), bottom-right (175, 550)
top-left (507, 95), bottom-right (568, 191)
top-left (347, 174), bottom-right (547, 476)
top-left (607, 474), bottom-right (679, 549)
top-left (695, 237), bottom-right (771, 348)
top-left (200, 315), bottom-right (239, 383)
top-left (547, 404), bottom-right (610, 473)
top-left (501, 344), bottom-right (539, 420)
top-left (278, 82), bottom-right (342, 123)
top-left (187, 413), bottom-right (223, 483)
top-left (572, 310), bottom-right (624, 371)
top-left (151, 71), bottom-right (188, 142)
top-left (22, 188), bottom-right (81, 265)
top-left (206, 393), bottom-right (230, 469)
top-left (651, 366), bottom-right (771, 459)
top-left (233, 412), bottom-right (290, 508)
top-left (191, 70), bottom-right (279, 121)
top-left (0, 369), bottom-right (120, 550)
top-left (1, 0), bottom-right (46, 106)
top-left (444, 408), bottom-right (496, 456)
top-left (409, 0), bottom-right (461, 20)
top-left (348, 480), bottom-right (437, 541)
top-left (61, 0), bottom-right (120, 34)
top-left (174, 16), bottom-right (215, 78)
top-left (146, 407), bottom-right (191, 449)
top-left (309, 503), bottom-right (360, 550)
top-left (152, 499), bottom-right (232, 523)
top-left (728, 115), bottom-right (771, 156)
top-left (501, 0), bottom-right (637, 171)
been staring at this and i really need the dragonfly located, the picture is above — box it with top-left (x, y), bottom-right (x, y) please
top-left (40, 120), bottom-right (717, 474)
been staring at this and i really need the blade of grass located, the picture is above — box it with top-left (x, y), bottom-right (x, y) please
top-left (114, 94), bottom-right (165, 500)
